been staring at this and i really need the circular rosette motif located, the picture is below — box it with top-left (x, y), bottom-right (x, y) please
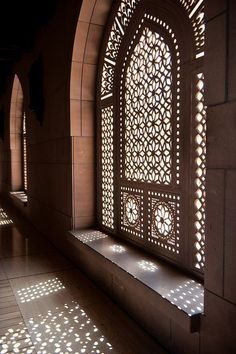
top-left (153, 202), bottom-right (174, 239)
top-left (125, 195), bottom-right (140, 227)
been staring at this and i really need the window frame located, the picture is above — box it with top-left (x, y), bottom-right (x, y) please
top-left (22, 111), bottom-right (28, 193)
top-left (97, 0), bottom-right (206, 278)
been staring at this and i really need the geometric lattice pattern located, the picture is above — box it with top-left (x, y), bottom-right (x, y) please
top-left (194, 73), bottom-right (206, 270)
top-left (101, 61), bottom-right (114, 98)
top-left (101, 0), bottom-right (205, 99)
top-left (123, 27), bottom-right (173, 184)
top-left (121, 186), bottom-right (144, 238)
top-left (101, 0), bottom-right (138, 99)
top-left (101, 106), bottom-right (114, 229)
top-left (148, 191), bottom-right (180, 254)
top-left (105, 0), bottom-right (137, 61)
top-left (99, 0), bottom-right (205, 273)
top-left (179, 0), bottom-right (205, 57)
top-left (192, 3), bottom-right (205, 56)
top-left (105, 19), bottom-right (123, 62)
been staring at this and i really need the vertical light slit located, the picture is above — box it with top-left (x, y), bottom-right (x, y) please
top-left (23, 112), bottom-right (27, 191)
top-left (194, 73), bottom-right (206, 270)
top-left (101, 106), bottom-right (114, 229)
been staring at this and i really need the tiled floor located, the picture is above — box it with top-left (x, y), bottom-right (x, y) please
top-left (0, 204), bottom-right (167, 354)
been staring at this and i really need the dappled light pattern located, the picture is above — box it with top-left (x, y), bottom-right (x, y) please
top-left (0, 208), bottom-right (13, 226)
top-left (73, 230), bottom-right (204, 317)
top-left (0, 322), bottom-right (35, 354)
top-left (74, 231), bottom-right (108, 244)
top-left (138, 260), bottom-right (158, 272)
top-left (27, 301), bottom-right (113, 354)
top-left (110, 244), bottom-right (126, 254)
top-left (164, 280), bottom-right (204, 315)
top-left (17, 278), bottom-right (65, 303)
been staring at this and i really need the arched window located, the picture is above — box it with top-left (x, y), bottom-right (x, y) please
top-left (22, 112), bottom-right (27, 192)
top-left (9, 75), bottom-right (28, 200)
top-left (98, 0), bottom-right (206, 275)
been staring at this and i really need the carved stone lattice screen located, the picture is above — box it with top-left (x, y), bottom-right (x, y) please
top-left (123, 27), bottom-right (174, 185)
top-left (121, 186), bottom-right (144, 238)
top-left (148, 191), bottom-right (181, 254)
top-left (193, 73), bottom-right (206, 270)
top-left (23, 112), bottom-right (27, 192)
top-left (101, 106), bottom-right (114, 229)
top-left (98, 0), bottom-right (206, 274)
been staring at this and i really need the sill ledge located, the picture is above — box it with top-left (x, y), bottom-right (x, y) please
top-left (10, 191), bottom-right (28, 206)
top-left (69, 229), bottom-right (204, 333)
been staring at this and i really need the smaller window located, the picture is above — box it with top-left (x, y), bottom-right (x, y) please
top-left (22, 112), bottom-right (28, 192)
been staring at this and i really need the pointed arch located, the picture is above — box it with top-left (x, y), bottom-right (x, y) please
top-left (70, 0), bottom-right (114, 229)
top-left (9, 74), bottom-right (27, 192)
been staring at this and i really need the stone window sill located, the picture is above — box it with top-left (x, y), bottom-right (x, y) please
top-left (69, 229), bottom-right (204, 333)
top-left (10, 191), bottom-right (28, 206)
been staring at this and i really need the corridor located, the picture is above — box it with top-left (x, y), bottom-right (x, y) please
top-left (0, 203), bottom-right (166, 354)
